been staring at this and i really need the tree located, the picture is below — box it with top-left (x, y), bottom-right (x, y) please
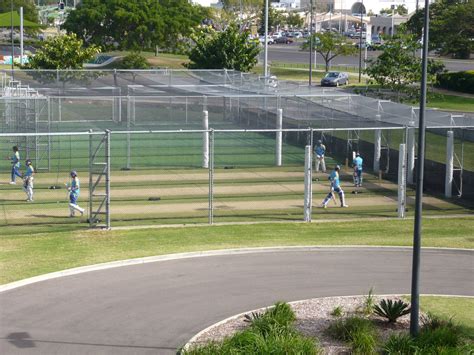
top-left (118, 52), bottom-right (150, 69)
top-left (258, 4), bottom-right (284, 34)
top-left (24, 33), bottom-right (100, 69)
top-left (62, 0), bottom-right (208, 52)
top-left (365, 34), bottom-right (445, 99)
top-left (380, 5), bottom-right (407, 16)
top-left (187, 24), bottom-right (260, 72)
top-left (301, 32), bottom-right (357, 72)
top-left (285, 12), bottom-right (304, 29)
top-left (405, 0), bottom-right (474, 59)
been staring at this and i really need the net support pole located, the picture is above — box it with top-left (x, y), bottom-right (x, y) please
top-left (407, 128), bottom-right (415, 184)
top-left (88, 130), bottom-right (93, 227)
top-left (304, 145), bottom-right (313, 222)
top-left (445, 131), bottom-right (454, 198)
top-left (276, 108), bottom-right (283, 166)
top-left (202, 110), bottom-right (209, 168)
top-left (126, 96), bottom-right (131, 170)
top-left (208, 129), bottom-right (214, 225)
top-left (374, 128), bottom-right (382, 173)
top-left (105, 129), bottom-right (111, 230)
top-left (398, 143), bottom-right (407, 218)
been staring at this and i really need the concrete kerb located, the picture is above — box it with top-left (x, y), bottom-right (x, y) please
top-left (1, 246), bottom-right (473, 293)
top-left (181, 294), bottom-right (474, 352)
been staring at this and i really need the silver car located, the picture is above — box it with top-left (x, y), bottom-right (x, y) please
top-left (320, 72), bottom-right (349, 87)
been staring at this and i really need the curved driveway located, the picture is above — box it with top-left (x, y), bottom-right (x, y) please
top-left (1, 247), bottom-right (473, 354)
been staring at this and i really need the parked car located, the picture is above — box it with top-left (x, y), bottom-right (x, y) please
top-left (320, 72), bottom-right (349, 87)
top-left (274, 36), bottom-right (294, 44)
top-left (259, 36), bottom-right (274, 45)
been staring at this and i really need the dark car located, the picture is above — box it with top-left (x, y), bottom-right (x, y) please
top-left (274, 36), bottom-right (294, 44)
top-left (320, 72), bottom-right (349, 87)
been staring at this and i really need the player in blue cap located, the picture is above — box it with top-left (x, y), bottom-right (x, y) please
top-left (68, 170), bottom-right (85, 217)
top-left (314, 140), bottom-right (326, 173)
top-left (320, 165), bottom-right (348, 208)
top-left (23, 159), bottom-right (35, 202)
top-left (353, 152), bottom-right (363, 187)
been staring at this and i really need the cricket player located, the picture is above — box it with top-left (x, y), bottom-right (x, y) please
top-left (68, 171), bottom-right (85, 217)
top-left (9, 146), bottom-right (22, 184)
top-left (320, 165), bottom-right (348, 208)
top-left (353, 152), bottom-right (363, 187)
top-left (23, 159), bottom-right (35, 202)
top-left (314, 140), bottom-right (326, 173)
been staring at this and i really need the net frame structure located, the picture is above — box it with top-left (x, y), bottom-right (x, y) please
top-left (1, 69), bottom-right (473, 229)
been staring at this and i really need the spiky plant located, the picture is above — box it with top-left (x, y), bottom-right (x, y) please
top-left (374, 299), bottom-right (411, 323)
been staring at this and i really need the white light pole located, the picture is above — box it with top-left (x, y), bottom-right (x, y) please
top-left (264, 0), bottom-right (269, 78)
top-left (20, 7), bottom-right (23, 66)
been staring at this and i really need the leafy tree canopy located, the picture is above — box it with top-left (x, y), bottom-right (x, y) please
top-left (62, 0), bottom-right (209, 52)
top-left (187, 24), bottom-right (260, 72)
top-left (365, 34), bottom-right (445, 99)
top-left (405, 0), bottom-right (474, 59)
top-left (380, 5), bottom-right (408, 16)
top-left (301, 32), bottom-right (357, 72)
top-left (258, 4), bottom-right (284, 34)
top-left (286, 12), bottom-right (304, 29)
top-left (118, 52), bottom-right (150, 69)
top-left (24, 33), bottom-right (100, 69)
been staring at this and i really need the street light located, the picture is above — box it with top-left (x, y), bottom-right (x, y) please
top-left (10, 0), bottom-right (14, 73)
top-left (358, 2), bottom-right (364, 83)
top-left (263, 0), bottom-right (269, 78)
top-left (309, 0), bottom-right (314, 85)
top-left (410, 0), bottom-right (430, 337)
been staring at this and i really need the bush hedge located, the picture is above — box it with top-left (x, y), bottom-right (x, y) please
top-left (436, 70), bottom-right (474, 94)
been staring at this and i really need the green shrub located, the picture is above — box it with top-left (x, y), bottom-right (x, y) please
top-left (359, 287), bottom-right (376, 316)
top-left (437, 70), bottom-right (474, 94)
top-left (330, 306), bottom-right (344, 317)
top-left (383, 333), bottom-right (416, 354)
top-left (351, 328), bottom-right (378, 354)
top-left (327, 316), bottom-right (377, 341)
top-left (374, 299), bottom-right (411, 323)
top-left (119, 52), bottom-right (150, 69)
top-left (183, 302), bottom-right (321, 354)
top-left (417, 326), bottom-right (462, 350)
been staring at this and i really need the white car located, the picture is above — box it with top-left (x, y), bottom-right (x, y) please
top-left (259, 36), bottom-right (274, 45)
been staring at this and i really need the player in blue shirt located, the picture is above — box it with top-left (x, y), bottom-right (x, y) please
top-left (23, 159), bottom-right (35, 202)
top-left (320, 165), bottom-right (348, 208)
top-left (352, 152), bottom-right (363, 187)
top-left (314, 140), bottom-right (326, 173)
top-left (68, 171), bottom-right (85, 217)
top-left (9, 146), bottom-right (22, 184)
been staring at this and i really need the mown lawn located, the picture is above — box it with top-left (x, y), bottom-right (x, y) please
top-left (1, 217), bottom-right (473, 284)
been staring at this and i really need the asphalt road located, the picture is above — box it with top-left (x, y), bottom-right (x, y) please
top-left (1, 247), bottom-right (473, 354)
top-left (267, 44), bottom-right (474, 72)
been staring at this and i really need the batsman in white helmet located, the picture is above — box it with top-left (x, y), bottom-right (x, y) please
top-left (68, 171), bottom-right (85, 217)
top-left (320, 165), bottom-right (348, 208)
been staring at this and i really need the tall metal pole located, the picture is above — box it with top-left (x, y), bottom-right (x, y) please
top-left (309, 0), bottom-right (314, 85)
top-left (264, 0), bottom-right (269, 78)
top-left (10, 0), bottom-right (14, 73)
top-left (358, 3), bottom-right (363, 83)
top-left (410, 0), bottom-right (430, 337)
top-left (20, 7), bottom-right (24, 65)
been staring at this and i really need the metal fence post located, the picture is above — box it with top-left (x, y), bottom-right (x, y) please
top-left (445, 131), bottom-right (454, 198)
top-left (276, 108), bottom-right (283, 166)
top-left (398, 143), bottom-right (407, 218)
top-left (374, 114), bottom-right (381, 173)
top-left (304, 145), bottom-right (313, 222)
top-left (105, 129), bottom-right (111, 229)
top-left (88, 129), bottom-right (93, 227)
top-left (208, 128), bottom-right (214, 225)
top-left (203, 110), bottom-right (209, 168)
top-left (407, 127), bottom-right (415, 184)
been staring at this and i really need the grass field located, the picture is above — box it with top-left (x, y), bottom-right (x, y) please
top-left (1, 217), bottom-right (473, 284)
